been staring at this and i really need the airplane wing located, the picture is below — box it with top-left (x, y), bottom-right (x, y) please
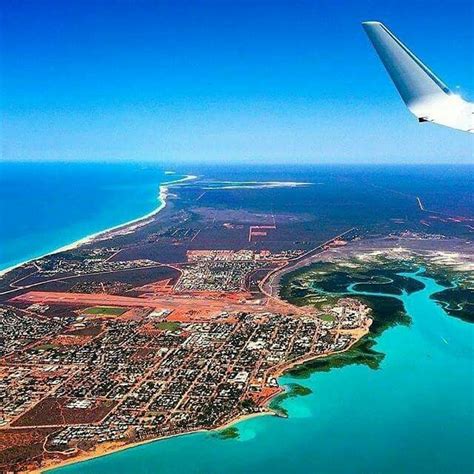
top-left (362, 21), bottom-right (473, 133)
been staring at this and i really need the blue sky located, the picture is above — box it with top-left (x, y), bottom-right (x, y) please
top-left (2, 0), bottom-right (473, 164)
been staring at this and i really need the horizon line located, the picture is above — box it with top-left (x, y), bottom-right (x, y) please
top-left (1, 160), bottom-right (474, 166)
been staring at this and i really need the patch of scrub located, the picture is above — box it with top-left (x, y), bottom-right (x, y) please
top-left (213, 427), bottom-right (239, 440)
top-left (430, 287), bottom-right (473, 323)
top-left (83, 306), bottom-right (127, 316)
top-left (280, 262), bottom-right (413, 380)
top-left (155, 321), bottom-right (181, 331)
top-left (269, 383), bottom-right (312, 417)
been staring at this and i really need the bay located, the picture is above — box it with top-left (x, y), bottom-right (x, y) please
top-left (50, 269), bottom-right (474, 473)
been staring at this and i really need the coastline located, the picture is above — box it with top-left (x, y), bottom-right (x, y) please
top-left (39, 412), bottom-right (269, 474)
top-left (201, 181), bottom-right (312, 190)
top-left (5, 171), bottom-right (376, 473)
top-left (40, 320), bottom-right (371, 473)
top-left (0, 174), bottom-right (197, 278)
top-left (2, 165), bottom-right (471, 474)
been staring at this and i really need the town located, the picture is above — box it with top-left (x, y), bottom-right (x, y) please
top-left (1, 300), bottom-right (370, 466)
top-left (0, 173), bottom-right (374, 472)
top-left (0, 247), bottom-right (371, 472)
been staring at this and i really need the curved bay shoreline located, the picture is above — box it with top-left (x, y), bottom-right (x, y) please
top-left (0, 174), bottom-right (197, 278)
top-left (41, 320), bottom-right (371, 473)
top-left (43, 256), bottom-right (468, 473)
top-left (38, 241), bottom-right (472, 472)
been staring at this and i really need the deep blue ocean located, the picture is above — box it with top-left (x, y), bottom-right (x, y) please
top-left (0, 162), bottom-right (178, 271)
top-left (1, 163), bottom-right (473, 271)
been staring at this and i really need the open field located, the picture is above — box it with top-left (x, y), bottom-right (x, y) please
top-left (9, 289), bottom-right (297, 322)
top-left (0, 428), bottom-right (60, 472)
top-left (11, 398), bottom-right (117, 428)
top-left (83, 306), bottom-right (127, 316)
top-left (154, 321), bottom-right (180, 331)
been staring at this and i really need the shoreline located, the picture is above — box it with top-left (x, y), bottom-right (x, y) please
top-left (201, 181), bottom-right (312, 190)
top-left (0, 174), bottom-right (197, 278)
top-left (39, 411), bottom-right (270, 474)
top-left (8, 173), bottom-right (372, 473)
top-left (40, 320), bottom-right (371, 473)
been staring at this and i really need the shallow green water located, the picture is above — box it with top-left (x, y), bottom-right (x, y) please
top-left (50, 269), bottom-right (473, 474)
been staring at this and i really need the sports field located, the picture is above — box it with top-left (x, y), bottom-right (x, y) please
top-left (155, 321), bottom-right (180, 331)
top-left (83, 306), bottom-right (127, 316)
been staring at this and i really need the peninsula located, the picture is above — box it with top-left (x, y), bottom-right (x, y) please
top-left (0, 178), bottom-right (372, 472)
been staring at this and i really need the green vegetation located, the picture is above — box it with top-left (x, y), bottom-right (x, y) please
top-left (431, 287), bottom-right (474, 323)
top-left (269, 383), bottom-right (312, 417)
top-left (282, 252), bottom-right (474, 383)
top-left (319, 313), bottom-right (335, 322)
top-left (83, 306), bottom-right (127, 316)
top-left (420, 265), bottom-right (473, 324)
top-left (280, 260), bottom-right (424, 310)
top-left (289, 383), bottom-right (312, 396)
top-left (213, 426), bottom-right (239, 440)
top-left (280, 260), bottom-right (413, 379)
top-left (34, 343), bottom-right (57, 351)
top-left (359, 294), bottom-right (409, 333)
top-left (240, 398), bottom-right (257, 410)
top-left (287, 337), bottom-right (385, 378)
top-left (270, 403), bottom-right (288, 417)
top-left (155, 321), bottom-right (181, 332)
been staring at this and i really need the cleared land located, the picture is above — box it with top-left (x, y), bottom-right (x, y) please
top-left (83, 306), bottom-right (127, 316)
top-left (11, 397), bottom-right (117, 428)
top-left (10, 290), bottom-right (297, 322)
top-left (154, 321), bottom-right (180, 331)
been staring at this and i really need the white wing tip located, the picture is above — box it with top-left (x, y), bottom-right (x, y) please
top-left (362, 21), bottom-right (385, 30)
top-left (362, 20), bottom-right (474, 133)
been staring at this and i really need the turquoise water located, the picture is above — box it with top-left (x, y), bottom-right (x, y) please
top-left (51, 269), bottom-right (474, 473)
top-left (0, 163), bottom-right (179, 271)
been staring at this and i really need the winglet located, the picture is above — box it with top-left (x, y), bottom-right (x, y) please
top-left (362, 21), bottom-right (473, 133)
